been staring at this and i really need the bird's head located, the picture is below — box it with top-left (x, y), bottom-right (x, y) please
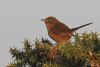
top-left (41, 16), bottom-right (59, 24)
top-left (41, 16), bottom-right (59, 30)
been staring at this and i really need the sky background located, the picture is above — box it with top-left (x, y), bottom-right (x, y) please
top-left (0, 0), bottom-right (100, 67)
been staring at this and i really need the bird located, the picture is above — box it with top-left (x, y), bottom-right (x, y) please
top-left (41, 16), bottom-right (93, 44)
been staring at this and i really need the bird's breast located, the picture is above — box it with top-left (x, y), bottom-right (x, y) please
top-left (48, 31), bottom-right (72, 43)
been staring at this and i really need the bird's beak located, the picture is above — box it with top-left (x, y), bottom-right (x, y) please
top-left (41, 19), bottom-right (45, 21)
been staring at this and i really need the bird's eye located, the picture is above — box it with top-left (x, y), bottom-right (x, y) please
top-left (47, 18), bottom-right (52, 22)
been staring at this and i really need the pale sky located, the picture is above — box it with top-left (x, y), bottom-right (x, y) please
top-left (0, 0), bottom-right (100, 67)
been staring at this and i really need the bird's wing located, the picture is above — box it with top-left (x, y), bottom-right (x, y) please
top-left (51, 22), bottom-right (71, 35)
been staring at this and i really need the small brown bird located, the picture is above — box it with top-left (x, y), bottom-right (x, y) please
top-left (42, 16), bottom-right (93, 43)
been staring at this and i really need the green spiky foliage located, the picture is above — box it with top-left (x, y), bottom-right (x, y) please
top-left (7, 32), bottom-right (100, 67)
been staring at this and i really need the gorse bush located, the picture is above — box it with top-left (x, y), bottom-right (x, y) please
top-left (7, 32), bottom-right (100, 67)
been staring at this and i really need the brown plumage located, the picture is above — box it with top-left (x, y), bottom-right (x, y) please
top-left (42, 16), bottom-right (93, 43)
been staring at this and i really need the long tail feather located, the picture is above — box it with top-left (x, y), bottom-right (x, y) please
top-left (71, 22), bottom-right (93, 32)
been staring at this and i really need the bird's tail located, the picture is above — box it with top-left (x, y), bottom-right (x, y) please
top-left (71, 22), bottom-right (93, 32)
